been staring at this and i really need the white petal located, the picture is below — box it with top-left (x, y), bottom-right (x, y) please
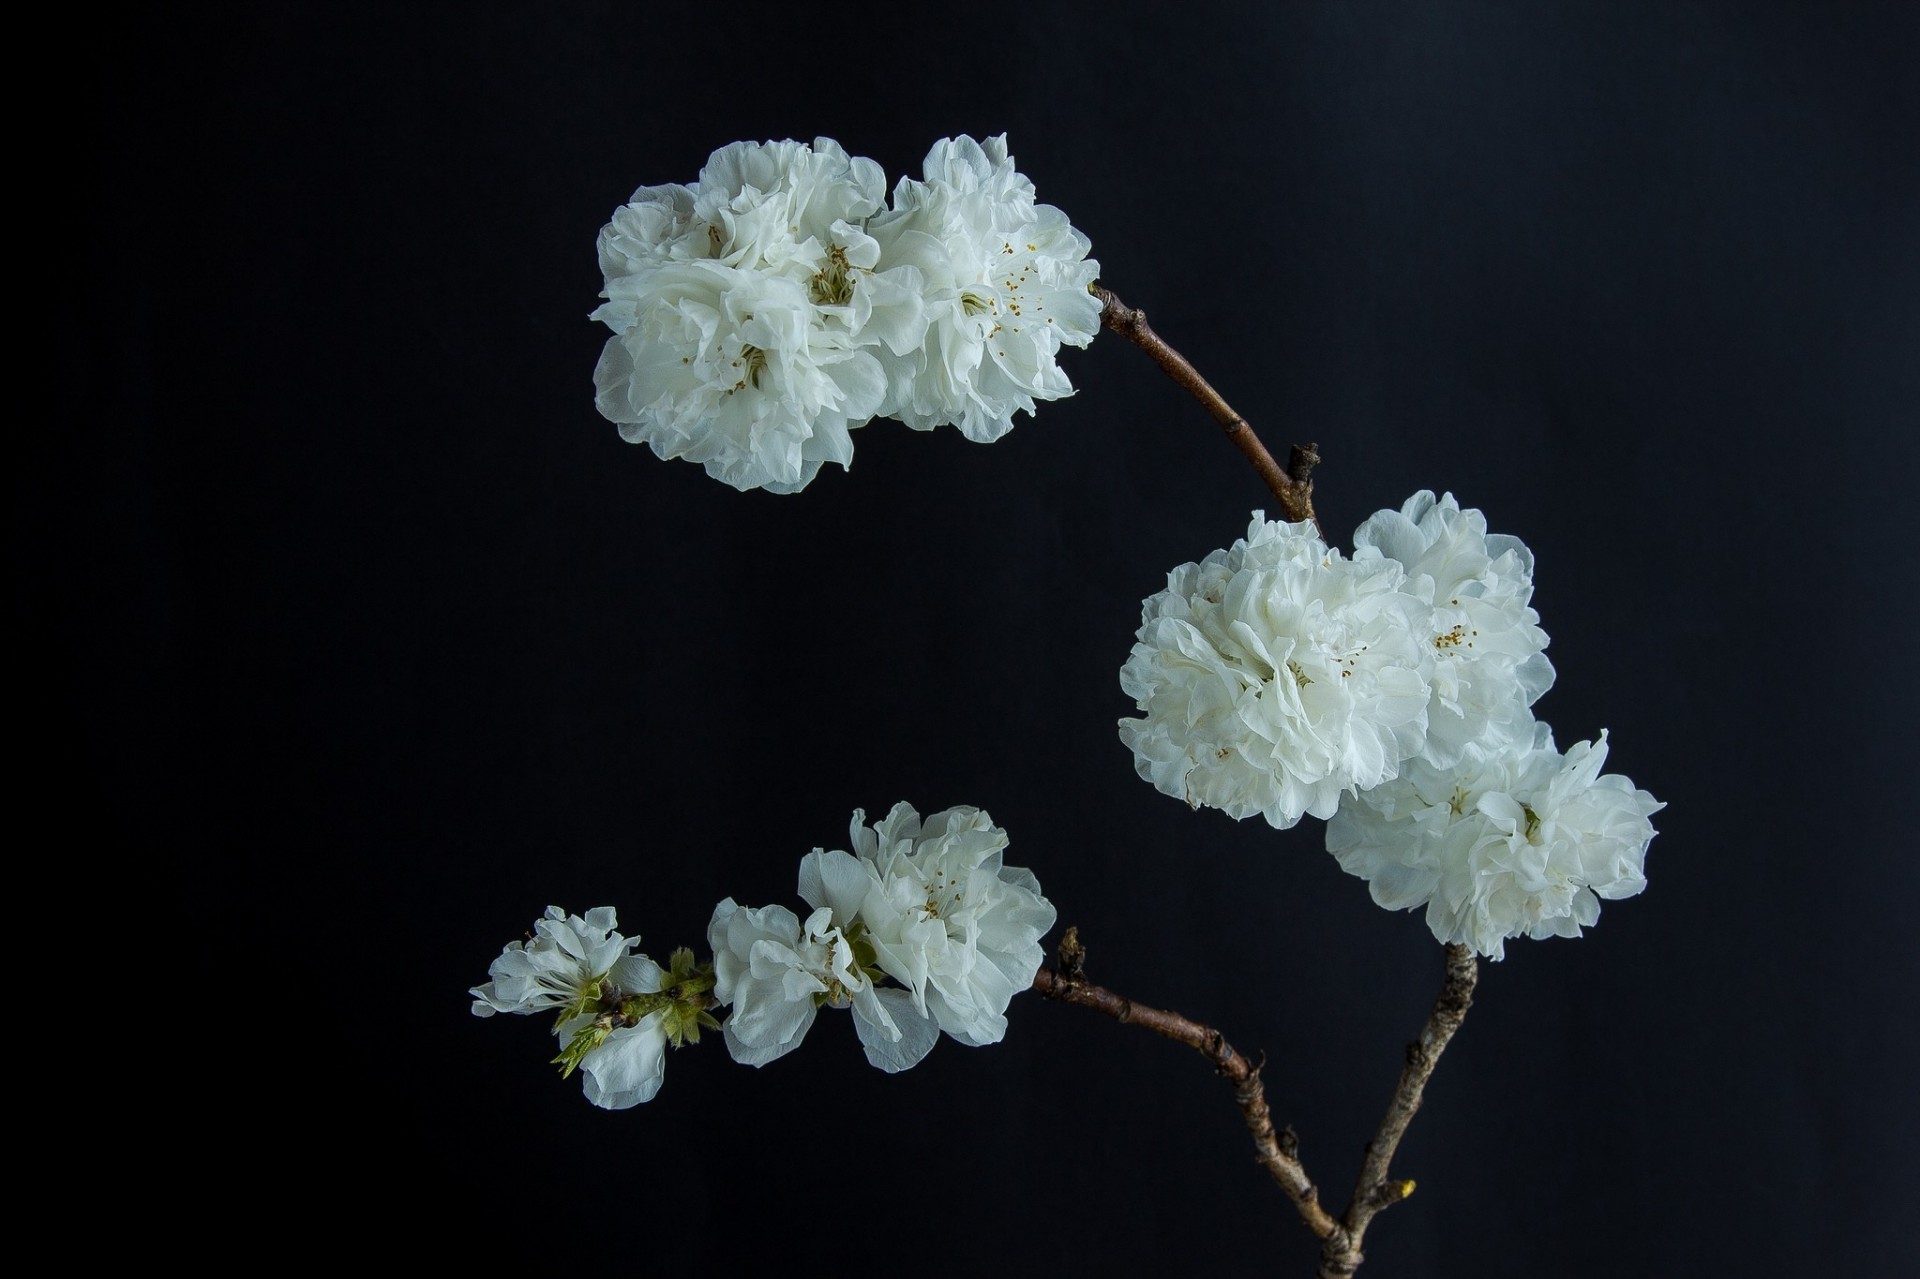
top-left (579, 1019), bottom-right (668, 1109)
top-left (854, 987), bottom-right (940, 1073)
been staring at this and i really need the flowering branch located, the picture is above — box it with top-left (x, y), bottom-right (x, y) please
top-left (474, 132), bottom-right (1664, 1278)
top-left (1032, 927), bottom-right (1341, 1241)
top-left (1317, 943), bottom-right (1479, 1279)
top-left (1093, 284), bottom-right (1322, 534)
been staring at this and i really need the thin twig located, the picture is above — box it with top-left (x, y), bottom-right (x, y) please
top-left (1317, 944), bottom-right (1480, 1279)
top-left (1031, 928), bottom-right (1339, 1241)
top-left (1094, 284), bottom-right (1323, 537)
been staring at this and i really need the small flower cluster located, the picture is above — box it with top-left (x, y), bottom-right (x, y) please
top-left (1119, 492), bottom-right (1660, 958)
top-left (471, 803), bottom-right (1055, 1108)
top-left (592, 135), bottom-right (1100, 492)
top-left (469, 906), bottom-right (716, 1109)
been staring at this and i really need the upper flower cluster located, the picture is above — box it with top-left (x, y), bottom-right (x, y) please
top-left (592, 136), bottom-right (1099, 493)
top-left (1119, 493), bottom-right (1658, 957)
top-left (709, 802), bottom-right (1057, 1072)
top-left (868, 136), bottom-right (1103, 442)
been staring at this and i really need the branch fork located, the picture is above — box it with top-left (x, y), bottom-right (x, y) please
top-left (1033, 931), bottom-right (1478, 1278)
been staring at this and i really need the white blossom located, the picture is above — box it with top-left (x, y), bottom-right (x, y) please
top-left (470, 905), bottom-right (647, 1018)
top-left (470, 906), bottom-right (670, 1108)
top-left (868, 134), bottom-right (1101, 442)
top-left (1327, 723), bottom-right (1662, 959)
top-left (706, 898), bottom-right (924, 1070)
top-left (591, 138), bottom-right (927, 493)
top-left (1353, 492), bottom-right (1554, 767)
top-left (802, 802), bottom-right (1057, 1050)
top-left (1119, 514), bottom-right (1435, 828)
top-left (553, 995), bottom-right (669, 1110)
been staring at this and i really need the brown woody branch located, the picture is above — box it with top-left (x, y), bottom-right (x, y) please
top-left (1032, 928), bottom-right (1340, 1241)
top-left (1034, 931), bottom-right (1479, 1279)
top-left (1317, 943), bottom-right (1480, 1279)
top-left (1094, 284), bottom-right (1323, 537)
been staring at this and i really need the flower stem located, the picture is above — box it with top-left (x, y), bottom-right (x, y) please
top-left (1094, 284), bottom-right (1324, 538)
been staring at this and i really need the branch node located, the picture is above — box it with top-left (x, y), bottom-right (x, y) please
top-left (1288, 441), bottom-right (1321, 485)
top-left (1367, 1178), bottom-right (1416, 1210)
top-left (1056, 925), bottom-right (1087, 983)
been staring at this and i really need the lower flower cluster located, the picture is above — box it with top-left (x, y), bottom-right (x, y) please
top-left (470, 803), bottom-right (1055, 1108)
top-left (714, 802), bottom-right (1056, 1072)
top-left (469, 906), bottom-right (688, 1109)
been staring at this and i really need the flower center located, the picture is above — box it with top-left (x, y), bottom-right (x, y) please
top-left (723, 345), bottom-right (769, 397)
top-left (810, 244), bottom-right (857, 306)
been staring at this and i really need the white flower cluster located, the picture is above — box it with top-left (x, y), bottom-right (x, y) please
top-left (1119, 492), bottom-right (1660, 957)
top-left (710, 802), bottom-right (1057, 1072)
top-left (591, 135), bottom-right (1100, 492)
top-left (471, 805), bottom-right (1054, 1107)
top-left (1352, 491), bottom-right (1556, 768)
top-left (1327, 725), bottom-right (1660, 960)
top-left (1119, 514), bottom-right (1435, 827)
top-left (470, 906), bottom-right (672, 1109)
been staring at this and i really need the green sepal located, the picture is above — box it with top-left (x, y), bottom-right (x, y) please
top-left (842, 921), bottom-right (888, 987)
top-left (661, 949), bottom-right (715, 1001)
top-left (557, 976), bottom-right (611, 1026)
top-left (659, 999), bottom-right (707, 1048)
top-left (619, 992), bottom-right (672, 1022)
top-left (552, 1021), bottom-right (611, 1080)
top-left (648, 948), bottom-right (721, 1049)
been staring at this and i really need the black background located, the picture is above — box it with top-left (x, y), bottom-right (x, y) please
top-left (50, 3), bottom-right (1915, 1273)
